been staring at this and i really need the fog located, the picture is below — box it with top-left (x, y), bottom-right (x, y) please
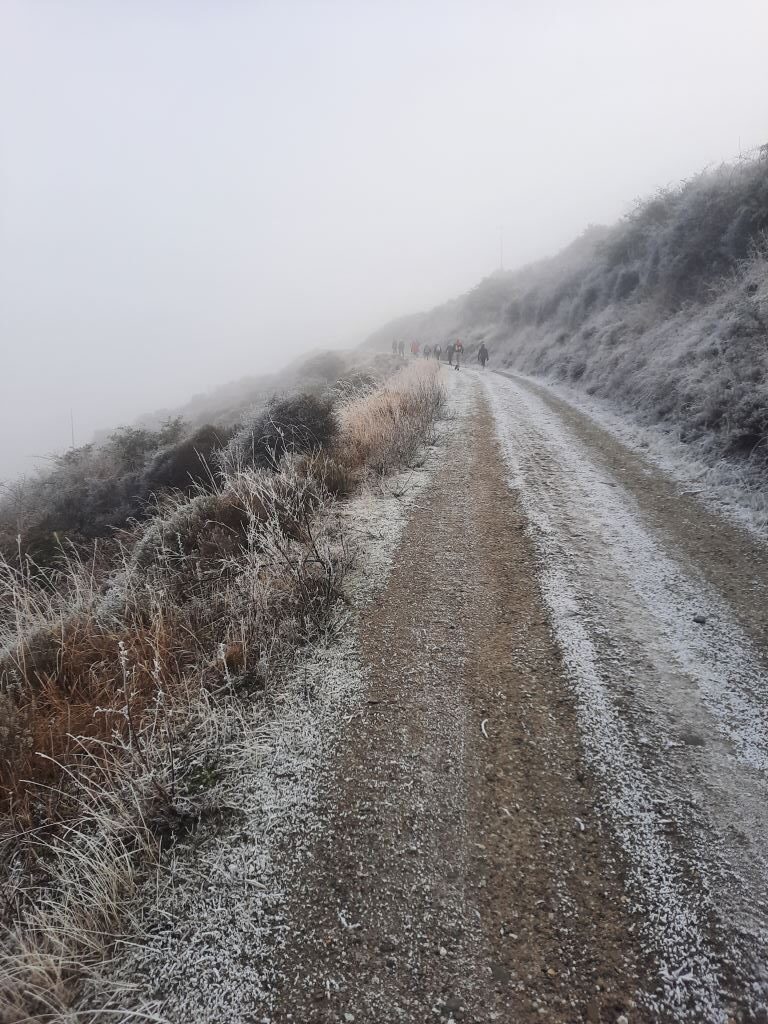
top-left (1, 0), bottom-right (766, 481)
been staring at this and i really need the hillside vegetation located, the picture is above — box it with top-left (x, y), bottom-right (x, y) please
top-left (368, 153), bottom-right (768, 502)
top-left (0, 358), bottom-right (444, 1020)
top-left (0, 350), bottom-right (378, 570)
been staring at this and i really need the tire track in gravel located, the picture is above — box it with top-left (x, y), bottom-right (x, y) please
top-left (268, 372), bottom-right (654, 1024)
top-left (483, 368), bottom-right (768, 1023)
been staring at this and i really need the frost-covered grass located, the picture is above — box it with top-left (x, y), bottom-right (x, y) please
top-left (336, 359), bottom-right (445, 475)
top-left (369, 153), bottom-right (768, 518)
top-left (498, 245), bottom-right (768, 515)
top-left (0, 361), bottom-right (444, 1022)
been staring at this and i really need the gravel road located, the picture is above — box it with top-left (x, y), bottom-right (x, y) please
top-left (483, 369), bottom-right (768, 1022)
top-left (271, 374), bottom-right (652, 1023)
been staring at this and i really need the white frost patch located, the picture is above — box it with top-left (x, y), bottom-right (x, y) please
top-left (519, 371), bottom-right (768, 540)
top-left (486, 374), bottom-right (768, 769)
top-left (483, 370), bottom-right (768, 1021)
top-left (110, 389), bottom-right (455, 1024)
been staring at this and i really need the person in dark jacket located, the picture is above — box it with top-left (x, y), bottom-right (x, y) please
top-left (478, 342), bottom-right (489, 368)
top-left (447, 343), bottom-right (455, 366)
top-left (434, 344), bottom-right (442, 361)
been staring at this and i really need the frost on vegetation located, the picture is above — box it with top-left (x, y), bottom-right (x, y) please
top-left (370, 153), bottom-right (768, 519)
top-left (0, 361), bottom-right (445, 1022)
top-left (0, 350), bottom-right (394, 576)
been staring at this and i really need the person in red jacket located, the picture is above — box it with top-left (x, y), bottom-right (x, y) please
top-left (410, 340), bottom-right (420, 357)
top-left (454, 339), bottom-right (464, 369)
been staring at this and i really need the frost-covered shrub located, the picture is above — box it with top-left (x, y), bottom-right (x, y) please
top-left (102, 418), bottom-right (185, 472)
top-left (145, 423), bottom-right (234, 493)
top-left (330, 372), bottom-right (378, 404)
top-left (219, 393), bottom-right (336, 474)
top-left (0, 421), bottom-right (234, 566)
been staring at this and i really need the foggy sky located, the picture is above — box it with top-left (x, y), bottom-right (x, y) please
top-left (2, 0), bottom-right (767, 480)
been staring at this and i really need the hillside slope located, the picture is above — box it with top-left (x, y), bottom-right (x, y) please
top-left (366, 154), bottom-right (768, 508)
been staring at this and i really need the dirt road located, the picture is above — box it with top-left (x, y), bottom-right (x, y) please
top-left (484, 369), bottom-right (768, 1020)
top-left (265, 368), bottom-right (768, 1023)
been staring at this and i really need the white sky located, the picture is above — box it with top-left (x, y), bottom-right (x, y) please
top-left (1, 0), bottom-right (767, 478)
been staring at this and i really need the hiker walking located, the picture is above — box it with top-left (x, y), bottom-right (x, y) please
top-left (447, 342), bottom-right (455, 366)
top-left (454, 339), bottom-right (464, 370)
top-left (478, 342), bottom-right (489, 368)
top-left (397, 340), bottom-right (405, 357)
top-left (392, 339), bottom-right (398, 355)
top-left (434, 343), bottom-right (442, 361)
top-left (424, 344), bottom-right (432, 358)
top-left (410, 340), bottom-right (420, 357)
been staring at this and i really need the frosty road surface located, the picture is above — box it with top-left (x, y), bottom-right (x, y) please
top-left (121, 368), bottom-right (768, 1024)
top-left (484, 369), bottom-right (768, 1019)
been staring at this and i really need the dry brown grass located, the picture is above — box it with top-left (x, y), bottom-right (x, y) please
top-left (0, 360), bottom-right (445, 1020)
top-left (0, 472), bottom-right (331, 819)
top-left (335, 361), bottom-right (444, 475)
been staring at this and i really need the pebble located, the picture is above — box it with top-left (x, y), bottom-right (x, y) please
top-left (693, 613), bottom-right (707, 625)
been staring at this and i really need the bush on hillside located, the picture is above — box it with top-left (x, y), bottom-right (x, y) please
top-left (145, 424), bottom-right (235, 492)
top-left (219, 393), bottom-right (337, 474)
top-left (102, 418), bottom-right (186, 472)
top-left (0, 419), bottom-right (233, 569)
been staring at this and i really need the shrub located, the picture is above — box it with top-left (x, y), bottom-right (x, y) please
top-left (102, 417), bottom-right (186, 472)
top-left (219, 392), bottom-right (337, 474)
top-left (615, 269), bottom-right (640, 301)
top-left (145, 423), bottom-right (234, 492)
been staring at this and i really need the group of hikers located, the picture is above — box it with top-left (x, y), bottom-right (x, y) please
top-left (391, 337), bottom-right (490, 370)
